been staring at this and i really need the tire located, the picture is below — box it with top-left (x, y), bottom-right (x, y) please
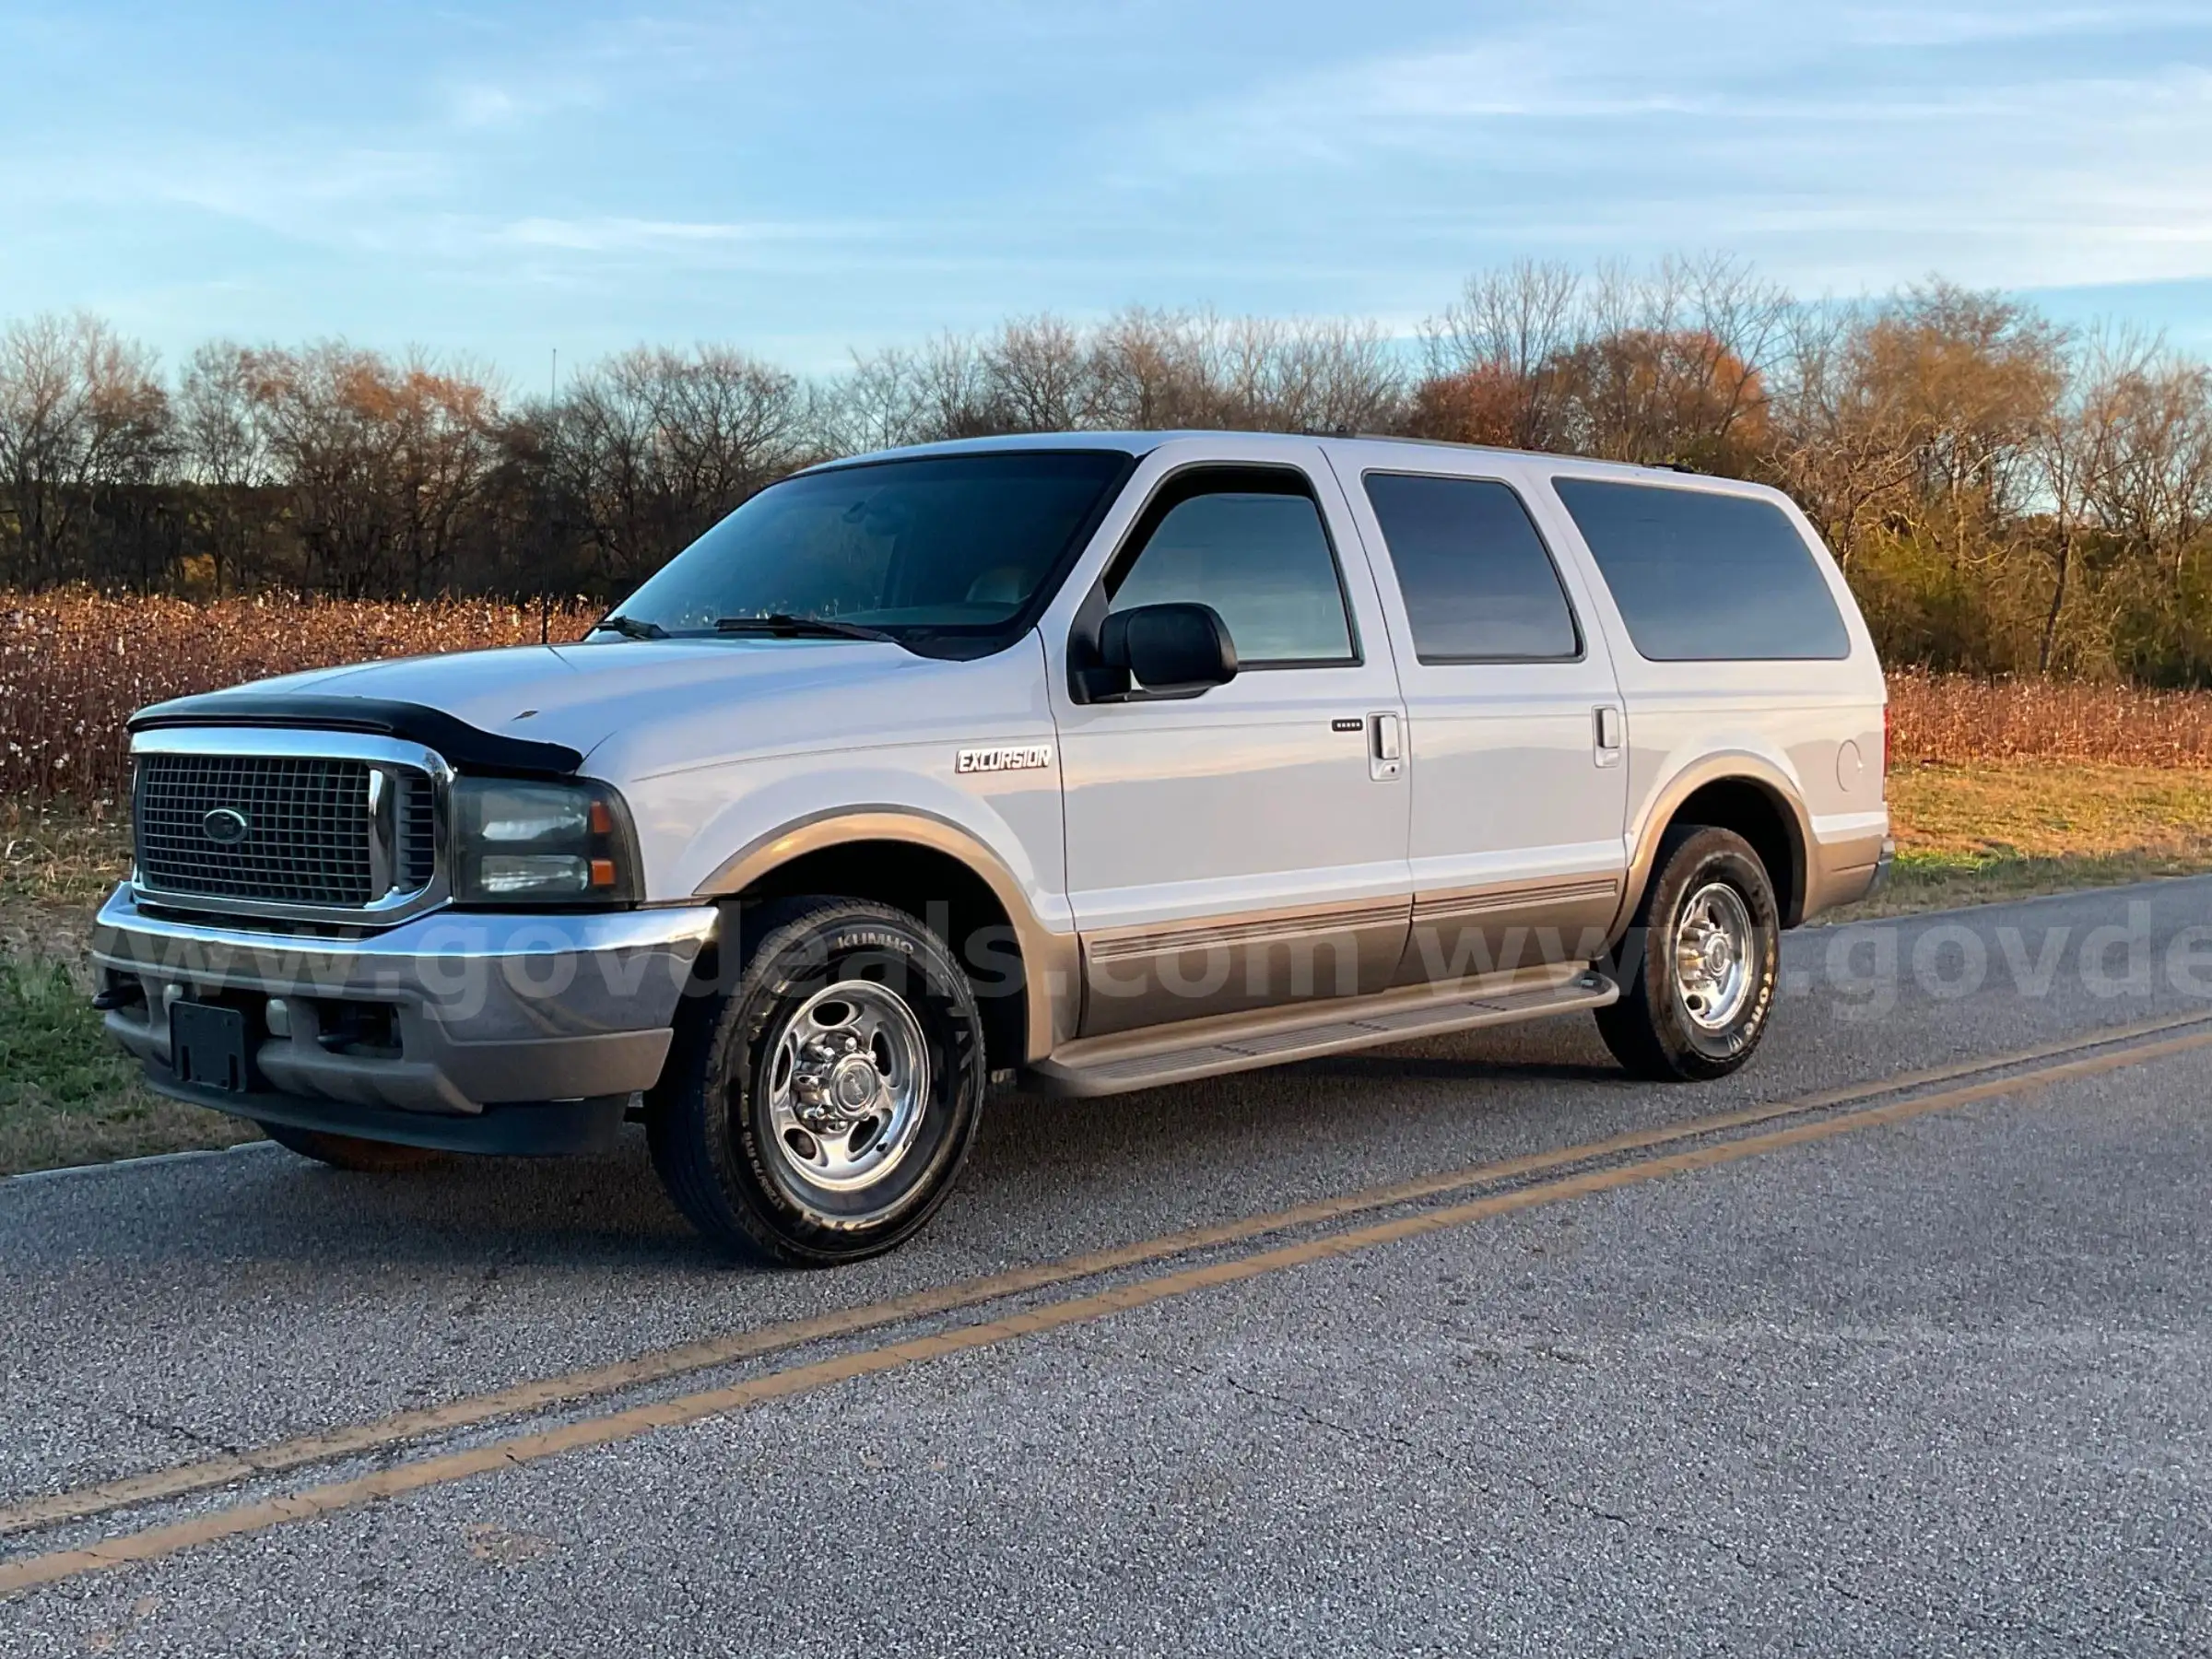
top-left (1596, 824), bottom-right (1780, 1082)
top-left (257, 1122), bottom-right (447, 1172)
top-left (646, 896), bottom-right (987, 1266)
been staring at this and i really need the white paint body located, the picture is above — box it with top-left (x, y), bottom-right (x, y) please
top-left (176, 431), bottom-right (1889, 1056)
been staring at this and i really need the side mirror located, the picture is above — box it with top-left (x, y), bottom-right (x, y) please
top-left (1099, 603), bottom-right (1239, 695)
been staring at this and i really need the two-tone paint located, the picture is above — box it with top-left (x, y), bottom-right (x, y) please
top-left (104, 429), bottom-right (1888, 1090)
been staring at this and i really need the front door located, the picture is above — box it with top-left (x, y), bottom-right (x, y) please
top-left (1328, 450), bottom-right (1629, 987)
top-left (1052, 449), bottom-right (1411, 1037)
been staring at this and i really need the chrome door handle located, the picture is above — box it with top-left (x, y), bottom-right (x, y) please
top-left (1594, 704), bottom-right (1624, 768)
top-left (1370, 712), bottom-right (1403, 781)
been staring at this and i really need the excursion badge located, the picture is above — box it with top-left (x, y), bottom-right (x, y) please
top-left (957, 745), bottom-right (1054, 774)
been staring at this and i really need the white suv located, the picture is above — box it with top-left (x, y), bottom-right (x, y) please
top-left (96, 432), bottom-right (1891, 1264)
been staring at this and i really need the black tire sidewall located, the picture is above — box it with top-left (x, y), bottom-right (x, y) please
top-left (1618, 828), bottom-right (1780, 1077)
top-left (700, 901), bottom-right (985, 1257)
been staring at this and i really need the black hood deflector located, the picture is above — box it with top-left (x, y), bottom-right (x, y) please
top-left (127, 693), bottom-right (584, 778)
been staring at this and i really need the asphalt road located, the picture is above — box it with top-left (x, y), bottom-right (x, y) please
top-left (4, 879), bottom-right (2210, 1655)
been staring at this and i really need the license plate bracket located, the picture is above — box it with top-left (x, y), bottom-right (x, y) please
top-left (171, 1002), bottom-right (254, 1095)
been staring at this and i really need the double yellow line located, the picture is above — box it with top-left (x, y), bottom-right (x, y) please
top-left (6, 1010), bottom-right (2210, 1599)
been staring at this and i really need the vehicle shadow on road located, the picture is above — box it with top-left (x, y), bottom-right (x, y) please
top-left (1292, 1053), bottom-right (1626, 1086)
top-left (6, 1022), bottom-right (1647, 1276)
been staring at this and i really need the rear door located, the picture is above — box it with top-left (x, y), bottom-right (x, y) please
top-left (1327, 446), bottom-right (1628, 985)
top-left (1045, 440), bottom-right (1411, 1037)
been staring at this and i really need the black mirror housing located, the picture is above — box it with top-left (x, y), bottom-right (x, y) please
top-left (1099, 603), bottom-right (1239, 694)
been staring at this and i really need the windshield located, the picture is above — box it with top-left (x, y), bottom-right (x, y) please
top-left (596, 450), bottom-right (1133, 655)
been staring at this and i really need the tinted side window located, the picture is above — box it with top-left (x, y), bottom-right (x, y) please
top-left (1553, 478), bottom-right (1849, 662)
top-left (1110, 488), bottom-right (1355, 665)
top-left (1362, 473), bottom-right (1580, 663)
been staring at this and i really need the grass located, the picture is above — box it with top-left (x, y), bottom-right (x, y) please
top-left (2, 761), bottom-right (2208, 1171)
top-left (1, 799), bottom-right (129, 954)
top-left (1828, 761), bottom-right (2212, 922)
top-left (0, 956), bottom-right (258, 1175)
top-left (1, 798), bottom-right (130, 901)
top-left (0, 800), bottom-right (253, 1174)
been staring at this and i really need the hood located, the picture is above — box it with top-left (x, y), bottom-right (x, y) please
top-left (155, 636), bottom-right (924, 767)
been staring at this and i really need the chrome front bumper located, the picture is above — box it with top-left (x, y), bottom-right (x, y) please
top-left (93, 887), bottom-right (718, 1153)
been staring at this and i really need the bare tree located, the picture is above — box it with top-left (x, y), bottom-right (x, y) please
top-left (1088, 309), bottom-right (1218, 429)
top-left (1547, 255), bottom-right (1787, 468)
top-left (1250, 317), bottom-right (1405, 433)
top-left (918, 333), bottom-right (1005, 440)
top-left (652, 347), bottom-right (806, 521)
top-left (983, 316), bottom-right (1089, 432)
top-left (542, 344), bottom-right (807, 589)
top-left (2092, 354), bottom-right (2212, 586)
top-left (1766, 302), bottom-right (1919, 565)
top-left (241, 344), bottom-right (500, 596)
top-left (0, 313), bottom-right (170, 585)
top-left (1422, 260), bottom-right (1580, 449)
top-left (1079, 310), bottom-right (1404, 434)
top-left (2031, 332), bottom-right (2147, 671)
top-left (1862, 282), bottom-right (2066, 562)
top-left (828, 346), bottom-right (932, 453)
top-left (175, 343), bottom-right (272, 594)
top-left (388, 359), bottom-right (502, 594)
top-left (11, 262), bottom-right (2212, 682)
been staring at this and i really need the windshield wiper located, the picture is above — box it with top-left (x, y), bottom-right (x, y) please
top-left (714, 613), bottom-right (899, 644)
top-left (590, 614), bottom-right (668, 641)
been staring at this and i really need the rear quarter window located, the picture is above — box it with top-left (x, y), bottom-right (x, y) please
top-left (1552, 477), bottom-right (1850, 662)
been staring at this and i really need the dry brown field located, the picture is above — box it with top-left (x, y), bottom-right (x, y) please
top-left (1, 592), bottom-right (599, 802)
top-left (6, 594), bottom-right (2212, 800)
top-left (1885, 670), bottom-right (2212, 767)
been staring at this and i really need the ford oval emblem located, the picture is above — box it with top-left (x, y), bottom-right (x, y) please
top-left (202, 807), bottom-right (251, 845)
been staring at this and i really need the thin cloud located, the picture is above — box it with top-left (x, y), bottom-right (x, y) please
top-left (5, 0), bottom-right (2210, 378)
top-left (1835, 3), bottom-right (2212, 49)
top-left (496, 216), bottom-right (881, 253)
top-left (1106, 9), bottom-right (2212, 295)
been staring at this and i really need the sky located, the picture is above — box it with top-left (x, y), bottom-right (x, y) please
top-left (5, 1), bottom-right (2212, 385)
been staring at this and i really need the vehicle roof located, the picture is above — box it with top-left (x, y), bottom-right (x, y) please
top-left (809, 429), bottom-right (1789, 500)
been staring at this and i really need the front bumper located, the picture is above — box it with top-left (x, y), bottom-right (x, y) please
top-left (93, 888), bottom-right (718, 1154)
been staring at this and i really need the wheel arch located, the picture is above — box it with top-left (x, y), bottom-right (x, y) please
top-left (693, 809), bottom-right (1077, 1066)
top-left (1615, 757), bottom-right (1813, 937)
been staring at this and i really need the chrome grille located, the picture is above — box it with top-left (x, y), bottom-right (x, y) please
top-left (397, 771), bottom-right (438, 890)
top-left (134, 753), bottom-right (436, 909)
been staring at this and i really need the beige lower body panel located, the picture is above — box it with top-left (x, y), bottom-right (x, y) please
top-left (1077, 898), bottom-right (1410, 1039)
top-left (1804, 825), bottom-right (1891, 919)
top-left (1395, 875), bottom-right (1623, 987)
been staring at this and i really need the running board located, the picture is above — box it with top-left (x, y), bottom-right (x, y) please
top-left (1026, 971), bottom-right (1619, 1098)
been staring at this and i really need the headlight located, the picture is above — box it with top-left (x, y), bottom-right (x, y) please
top-left (452, 778), bottom-right (641, 906)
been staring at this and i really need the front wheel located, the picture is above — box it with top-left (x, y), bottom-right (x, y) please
top-left (1596, 824), bottom-right (1780, 1081)
top-left (646, 897), bottom-right (987, 1266)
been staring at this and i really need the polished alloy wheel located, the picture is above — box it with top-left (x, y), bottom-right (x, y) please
top-left (763, 981), bottom-right (930, 1195)
top-left (1672, 880), bottom-right (1755, 1031)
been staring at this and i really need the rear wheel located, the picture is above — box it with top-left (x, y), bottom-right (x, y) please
top-left (646, 897), bottom-right (986, 1266)
top-left (1596, 824), bottom-right (1780, 1081)
top-left (257, 1123), bottom-right (447, 1172)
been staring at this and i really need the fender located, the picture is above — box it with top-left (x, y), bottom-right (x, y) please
top-left (693, 806), bottom-right (1081, 1063)
top-left (1610, 750), bottom-right (1814, 941)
